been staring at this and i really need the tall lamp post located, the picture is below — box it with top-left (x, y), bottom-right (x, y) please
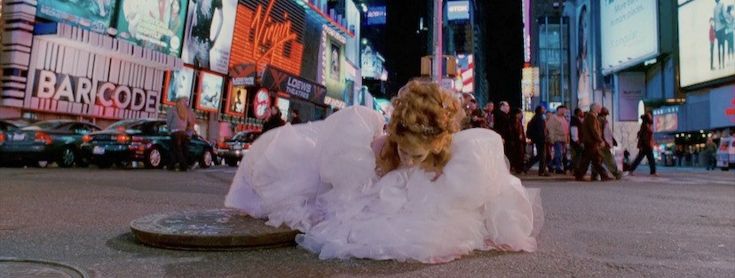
top-left (432, 0), bottom-right (443, 82)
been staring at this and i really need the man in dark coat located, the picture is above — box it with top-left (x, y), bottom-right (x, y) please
top-left (262, 106), bottom-right (285, 133)
top-left (575, 103), bottom-right (611, 181)
top-left (525, 106), bottom-right (550, 176)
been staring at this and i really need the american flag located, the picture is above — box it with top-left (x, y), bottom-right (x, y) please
top-left (456, 54), bottom-right (474, 93)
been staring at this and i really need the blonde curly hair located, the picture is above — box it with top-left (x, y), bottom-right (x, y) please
top-left (376, 80), bottom-right (463, 177)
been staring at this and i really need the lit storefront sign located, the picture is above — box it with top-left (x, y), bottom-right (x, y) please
top-left (229, 0), bottom-right (306, 75)
top-left (261, 66), bottom-right (326, 105)
top-left (24, 34), bottom-right (166, 120)
top-left (521, 67), bottom-right (540, 97)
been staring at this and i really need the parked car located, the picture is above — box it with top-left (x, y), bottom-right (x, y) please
top-left (0, 120), bottom-right (100, 167)
top-left (216, 131), bottom-right (261, 167)
top-left (80, 119), bottom-right (216, 169)
top-left (716, 136), bottom-right (735, 170)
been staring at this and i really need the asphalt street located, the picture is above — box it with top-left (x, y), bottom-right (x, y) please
top-left (1, 166), bottom-right (733, 277)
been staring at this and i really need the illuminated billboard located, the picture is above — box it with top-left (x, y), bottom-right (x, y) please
top-left (229, 0), bottom-right (306, 76)
top-left (196, 71), bottom-right (224, 112)
top-left (182, 0), bottom-right (238, 74)
top-left (162, 67), bottom-right (195, 105)
top-left (678, 0), bottom-right (735, 87)
top-left (366, 6), bottom-right (386, 25)
top-left (37, 0), bottom-right (117, 33)
top-left (600, 0), bottom-right (659, 74)
top-left (116, 0), bottom-right (189, 57)
top-left (447, 1), bottom-right (470, 21)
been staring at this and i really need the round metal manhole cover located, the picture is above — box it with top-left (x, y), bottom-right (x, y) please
top-left (0, 258), bottom-right (88, 278)
top-left (130, 208), bottom-right (299, 250)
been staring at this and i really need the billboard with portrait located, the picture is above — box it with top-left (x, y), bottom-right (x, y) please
top-left (601, 0), bottom-right (659, 74)
top-left (678, 0), bottom-right (735, 87)
top-left (116, 0), bottom-right (189, 56)
top-left (575, 2), bottom-right (592, 110)
top-left (226, 85), bottom-right (248, 116)
top-left (37, 0), bottom-right (117, 33)
top-left (330, 43), bottom-right (341, 81)
top-left (163, 67), bottom-right (195, 105)
top-left (196, 71), bottom-right (224, 112)
top-left (181, 0), bottom-right (238, 74)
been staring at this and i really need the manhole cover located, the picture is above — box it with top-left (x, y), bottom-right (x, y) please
top-left (0, 258), bottom-right (88, 278)
top-left (130, 208), bottom-right (298, 250)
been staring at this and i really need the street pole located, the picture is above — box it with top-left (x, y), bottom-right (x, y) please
top-left (433, 0), bottom-right (443, 82)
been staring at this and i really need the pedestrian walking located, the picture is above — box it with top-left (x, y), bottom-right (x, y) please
top-left (546, 105), bottom-right (570, 174)
top-left (597, 107), bottom-right (622, 179)
top-left (569, 108), bottom-right (584, 174)
top-left (704, 137), bottom-right (718, 170)
top-left (166, 97), bottom-right (196, 171)
top-left (628, 113), bottom-right (657, 176)
top-left (575, 103), bottom-right (611, 181)
top-left (525, 106), bottom-right (550, 176)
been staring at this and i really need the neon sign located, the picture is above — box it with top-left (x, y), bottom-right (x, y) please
top-left (250, 0), bottom-right (297, 64)
top-left (229, 0), bottom-right (305, 76)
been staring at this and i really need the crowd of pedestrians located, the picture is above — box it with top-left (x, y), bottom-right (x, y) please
top-left (461, 97), bottom-right (659, 181)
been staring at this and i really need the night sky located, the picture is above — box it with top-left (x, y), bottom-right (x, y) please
top-left (362, 0), bottom-right (523, 107)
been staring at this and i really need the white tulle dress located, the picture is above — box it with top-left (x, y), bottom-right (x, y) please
top-left (225, 107), bottom-right (543, 263)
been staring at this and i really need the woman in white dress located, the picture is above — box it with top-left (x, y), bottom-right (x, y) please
top-left (225, 80), bottom-right (543, 263)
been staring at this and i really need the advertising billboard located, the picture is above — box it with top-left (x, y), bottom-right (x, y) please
top-left (653, 106), bottom-right (679, 132)
top-left (366, 6), bottom-right (386, 25)
top-left (196, 71), bottom-right (224, 112)
top-left (615, 72), bottom-right (645, 122)
top-left (225, 85), bottom-right (248, 116)
top-left (600, 0), bottom-right (659, 74)
top-left (678, 0), bottom-right (735, 87)
top-left (162, 67), bottom-right (195, 105)
top-left (709, 85), bottom-right (735, 128)
top-left (575, 2), bottom-right (592, 110)
top-left (116, 0), bottom-right (189, 56)
top-left (37, 0), bottom-right (117, 33)
top-left (447, 1), bottom-right (470, 21)
top-left (229, 0), bottom-right (306, 76)
top-left (181, 0), bottom-right (238, 74)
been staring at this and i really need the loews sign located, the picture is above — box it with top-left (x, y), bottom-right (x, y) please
top-left (34, 70), bottom-right (159, 113)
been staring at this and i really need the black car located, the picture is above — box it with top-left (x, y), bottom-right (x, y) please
top-left (0, 120), bottom-right (100, 167)
top-left (216, 131), bottom-right (261, 166)
top-left (80, 119), bottom-right (216, 169)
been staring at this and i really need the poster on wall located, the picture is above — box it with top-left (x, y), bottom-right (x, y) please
top-left (251, 88), bottom-right (271, 120)
top-left (182, 0), bottom-right (238, 74)
top-left (616, 72), bottom-right (644, 121)
top-left (36, 0), bottom-right (117, 33)
top-left (678, 0), bottom-right (735, 87)
top-left (226, 85), bottom-right (248, 116)
top-left (163, 67), bottom-right (195, 105)
top-left (653, 106), bottom-right (679, 133)
top-left (276, 97), bottom-right (290, 121)
top-left (116, 0), bottom-right (189, 56)
top-left (330, 43), bottom-right (341, 81)
top-left (600, 0), bottom-right (659, 74)
top-left (575, 2), bottom-right (592, 110)
top-left (196, 71), bottom-right (224, 112)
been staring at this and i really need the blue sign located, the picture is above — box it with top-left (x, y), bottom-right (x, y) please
top-left (447, 1), bottom-right (470, 21)
top-left (366, 6), bottom-right (386, 25)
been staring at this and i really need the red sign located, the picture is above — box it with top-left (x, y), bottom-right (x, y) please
top-left (252, 88), bottom-right (271, 120)
top-left (229, 0), bottom-right (305, 76)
